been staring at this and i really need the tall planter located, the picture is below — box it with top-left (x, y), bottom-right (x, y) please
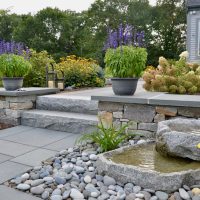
top-left (111, 78), bottom-right (138, 95)
top-left (2, 77), bottom-right (24, 91)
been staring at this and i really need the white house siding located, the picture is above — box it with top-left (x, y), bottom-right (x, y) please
top-left (187, 11), bottom-right (200, 63)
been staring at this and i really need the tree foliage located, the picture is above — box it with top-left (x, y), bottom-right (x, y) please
top-left (0, 0), bottom-right (187, 67)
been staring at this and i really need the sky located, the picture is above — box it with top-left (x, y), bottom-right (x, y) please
top-left (0, 0), bottom-right (157, 14)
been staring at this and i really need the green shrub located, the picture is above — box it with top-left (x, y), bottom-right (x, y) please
top-left (105, 46), bottom-right (147, 78)
top-left (77, 122), bottom-right (131, 152)
top-left (23, 49), bottom-right (56, 87)
top-left (56, 55), bottom-right (105, 88)
top-left (0, 54), bottom-right (31, 77)
top-left (143, 55), bottom-right (200, 94)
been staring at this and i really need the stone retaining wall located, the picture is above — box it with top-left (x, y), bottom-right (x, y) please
top-left (98, 101), bottom-right (200, 138)
top-left (0, 95), bottom-right (36, 125)
top-left (0, 88), bottom-right (59, 126)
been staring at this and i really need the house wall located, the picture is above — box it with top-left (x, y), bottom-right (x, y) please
top-left (187, 10), bottom-right (200, 63)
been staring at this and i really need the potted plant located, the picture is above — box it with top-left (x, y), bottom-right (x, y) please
top-left (0, 54), bottom-right (32, 91)
top-left (104, 24), bottom-right (147, 95)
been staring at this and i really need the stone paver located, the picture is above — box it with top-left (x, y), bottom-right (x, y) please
top-left (0, 140), bottom-right (36, 157)
top-left (43, 134), bottom-right (81, 151)
top-left (0, 125), bottom-right (34, 138)
top-left (0, 87), bottom-right (58, 97)
top-left (11, 148), bottom-right (57, 166)
top-left (0, 185), bottom-right (42, 200)
top-left (0, 120), bottom-right (80, 197)
top-left (3, 128), bottom-right (72, 147)
top-left (0, 154), bottom-right (13, 163)
top-left (0, 161), bottom-right (31, 184)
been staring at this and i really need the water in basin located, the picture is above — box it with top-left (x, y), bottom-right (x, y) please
top-left (111, 143), bottom-right (200, 173)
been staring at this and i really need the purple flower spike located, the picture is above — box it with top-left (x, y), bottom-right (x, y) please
top-left (0, 40), bottom-right (30, 59)
top-left (104, 23), bottom-right (145, 51)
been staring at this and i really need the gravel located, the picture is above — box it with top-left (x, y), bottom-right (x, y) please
top-left (8, 139), bottom-right (200, 200)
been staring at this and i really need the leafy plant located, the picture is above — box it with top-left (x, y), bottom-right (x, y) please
top-left (56, 55), bottom-right (105, 88)
top-left (78, 122), bottom-right (131, 152)
top-left (0, 54), bottom-right (32, 77)
top-left (23, 49), bottom-right (56, 87)
top-left (105, 46), bottom-right (147, 78)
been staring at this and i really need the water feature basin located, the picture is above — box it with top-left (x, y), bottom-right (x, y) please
top-left (96, 142), bottom-right (200, 192)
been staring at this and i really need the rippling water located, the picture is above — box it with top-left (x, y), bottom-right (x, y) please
top-left (111, 143), bottom-right (200, 173)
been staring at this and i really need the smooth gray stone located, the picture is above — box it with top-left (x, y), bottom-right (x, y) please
top-left (70, 188), bottom-right (84, 199)
top-left (30, 186), bottom-right (45, 195)
top-left (174, 192), bottom-right (182, 200)
top-left (52, 189), bottom-right (61, 196)
top-left (16, 183), bottom-right (30, 191)
top-left (179, 188), bottom-right (190, 200)
top-left (62, 190), bottom-right (70, 199)
top-left (193, 196), bottom-right (200, 200)
top-left (133, 185), bottom-right (141, 193)
top-left (31, 179), bottom-right (44, 187)
top-left (42, 191), bottom-right (50, 199)
top-left (150, 196), bottom-right (158, 200)
top-left (103, 175), bottom-right (116, 186)
top-left (55, 176), bottom-right (66, 185)
top-left (155, 191), bottom-right (168, 200)
top-left (50, 195), bottom-right (62, 200)
top-left (126, 193), bottom-right (136, 200)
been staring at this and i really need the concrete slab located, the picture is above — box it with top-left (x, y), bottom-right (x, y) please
top-left (0, 87), bottom-right (59, 96)
top-left (0, 154), bottom-right (13, 163)
top-left (149, 93), bottom-right (200, 108)
top-left (0, 185), bottom-right (41, 200)
top-left (43, 134), bottom-right (81, 151)
top-left (92, 91), bottom-right (162, 104)
top-left (0, 140), bottom-right (36, 157)
top-left (3, 128), bottom-right (72, 147)
top-left (0, 126), bottom-right (34, 138)
top-left (0, 161), bottom-right (31, 184)
top-left (51, 80), bottom-right (145, 98)
top-left (11, 148), bottom-right (57, 166)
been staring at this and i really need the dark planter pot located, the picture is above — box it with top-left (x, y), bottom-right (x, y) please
top-left (2, 77), bottom-right (24, 91)
top-left (111, 78), bottom-right (138, 96)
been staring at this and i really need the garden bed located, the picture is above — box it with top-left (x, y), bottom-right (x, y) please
top-left (8, 138), bottom-right (200, 200)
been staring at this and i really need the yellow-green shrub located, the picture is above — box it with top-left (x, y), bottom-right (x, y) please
top-left (23, 49), bottom-right (56, 87)
top-left (143, 55), bottom-right (200, 94)
top-left (56, 55), bottom-right (105, 88)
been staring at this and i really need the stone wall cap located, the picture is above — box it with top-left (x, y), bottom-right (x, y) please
top-left (92, 92), bottom-right (200, 108)
top-left (0, 87), bottom-right (60, 96)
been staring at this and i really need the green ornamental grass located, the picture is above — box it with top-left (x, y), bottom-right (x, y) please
top-left (0, 54), bottom-right (32, 77)
top-left (105, 46), bottom-right (147, 78)
top-left (78, 121), bottom-right (132, 152)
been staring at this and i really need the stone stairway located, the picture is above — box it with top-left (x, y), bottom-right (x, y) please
top-left (21, 94), bottom-right (98, 134)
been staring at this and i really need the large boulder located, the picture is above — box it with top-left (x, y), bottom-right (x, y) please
top-left (156, 118), bottom-right (200, 161)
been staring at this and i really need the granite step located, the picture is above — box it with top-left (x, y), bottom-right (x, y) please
top-left (36, 95), bottom-right (98, 115)
top-left (21, 110), bottom-right (98, 134)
